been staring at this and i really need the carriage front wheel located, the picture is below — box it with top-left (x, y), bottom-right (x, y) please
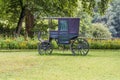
top-left (70, 38), bottom-right (89, 56)
top-left (38, 42), bottom-right (53, 55)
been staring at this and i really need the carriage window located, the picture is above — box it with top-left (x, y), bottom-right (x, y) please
top-left (59, 20), bottom-right (68, 31)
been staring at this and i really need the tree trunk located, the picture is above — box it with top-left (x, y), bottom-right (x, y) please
top-left (25, 9), bottom-right (34, 38)
top-left (15, 6), bottom-right (26, 37)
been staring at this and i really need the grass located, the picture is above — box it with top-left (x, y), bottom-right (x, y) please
top-left (0, 49), bottom-right (120, 80)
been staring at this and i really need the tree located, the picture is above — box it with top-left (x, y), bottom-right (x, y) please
top-left (0, 0), bottom-right (111, 37)
top-left (81, 0), bottom-right (111, 15)
top-left (106, 0), bottom-right (120, 37)
top-left (89, 23), bottom-right (111, 38)
top-left (76, 1), bottom-right (92, 37)
top-left (1, 0), bottom-right (78, 37)
top-left (0, 0), bottom-right (21, 27)
top-left (92, 0), bottom-right (120, 37)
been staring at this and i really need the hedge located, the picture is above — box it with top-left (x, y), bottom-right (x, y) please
top-left (0, 37), bottom-right (120, 49)
top-left (88, 38), bottom-right (120, 49)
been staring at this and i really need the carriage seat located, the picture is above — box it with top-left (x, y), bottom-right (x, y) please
top-left (50, 31), bottom-right (58, 39)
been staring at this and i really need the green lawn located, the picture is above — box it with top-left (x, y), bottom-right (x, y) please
top-left (0, 49), bottom-right (120, 80)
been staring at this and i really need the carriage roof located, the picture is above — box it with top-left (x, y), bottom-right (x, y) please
top-left (41, 17), bottom-right (80, 33)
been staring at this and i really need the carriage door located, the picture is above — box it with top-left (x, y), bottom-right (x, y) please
top-left (58, 19), bottom-right (69, 44)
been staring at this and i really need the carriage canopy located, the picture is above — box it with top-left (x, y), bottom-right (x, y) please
top-left (58, 18), bottom-right (80, 34)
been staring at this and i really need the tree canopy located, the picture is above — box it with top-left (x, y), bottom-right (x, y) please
top-left (0, 0), bottom-right (111, 37)
top-left (92, 0), bottom-right (120, 37)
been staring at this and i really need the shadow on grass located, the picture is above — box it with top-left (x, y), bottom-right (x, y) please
top-left (50, 53), bottom-right (74, 56)
top-left (38, 53), bottom-right (89, 57)
top-left (0, 49), bottom-right (37, 52)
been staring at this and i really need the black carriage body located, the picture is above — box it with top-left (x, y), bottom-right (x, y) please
top-left (50, 18), bottom-right (80, 44)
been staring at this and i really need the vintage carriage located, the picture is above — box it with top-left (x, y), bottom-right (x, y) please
top-left (38, 17), bottom-right (89, 56)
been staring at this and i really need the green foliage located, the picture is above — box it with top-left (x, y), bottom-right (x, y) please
top-left (0, 0), bottom-right (21, 22)
top-left (0, 37), bottom-right (38, 49)
top-left (81, 0), bottom-right (111, 15)
top-left (0, 0), bottom-right (112, 37)
top-left (0, 0), bottom-right (79, 36)
top-left (88, 23), bottom-right (112, 38)
top-left (105, 0), bottom-right (120, 37)
top-left (79, 12), bottom-right (92, 37)
top-left (75, 1), bottom-right (92, 37)
top-left (33, 20), bottom-right (48, 32)
top-left (92, 0), bottom-right (120, 37)
top-left (88, 39), bottom-right (120, 49)
top-left (0, 36), bottom-right (120, 49)
top-left (0, 21), bottom-right (25, 36)
top-left (51, 40), bottom-right (58, 49)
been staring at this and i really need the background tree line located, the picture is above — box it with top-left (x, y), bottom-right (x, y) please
top-left (0, 0), bottom-right (114, 39)
top-left (92, 0), bottom-right (120, 37)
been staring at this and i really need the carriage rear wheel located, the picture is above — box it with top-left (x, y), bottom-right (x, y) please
top-left (38, 42), bottom-right (53, 55)
top-left (70, 38), bottom-right (89, 56)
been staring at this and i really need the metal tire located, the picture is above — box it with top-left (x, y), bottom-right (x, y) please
top-left (38, 42), bottom-right (53, 55)
top-left (70, 38), bottom-right (89, 56)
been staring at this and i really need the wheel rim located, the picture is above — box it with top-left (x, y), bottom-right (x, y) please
top-left (38, 42), bottom-right (53, 55)
top-left (71, 38), bottom-right (89, 56)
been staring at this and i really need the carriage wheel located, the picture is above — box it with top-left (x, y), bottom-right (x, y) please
top-left (70, 38), bottom-right (89, 56)
top-left (38, 42), bottom-right (53, 55)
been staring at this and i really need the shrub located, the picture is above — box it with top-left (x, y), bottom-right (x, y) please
top-left (0, 37), bottom-right (38, 49)
top-left (51, 40), bottom-right (58, 49)
top-left (88, 38), bottom-right (120, 49)
top-left (88, 23), bottom-right (112, 38)
top-left (0, 36), bottom-right (120, 49)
